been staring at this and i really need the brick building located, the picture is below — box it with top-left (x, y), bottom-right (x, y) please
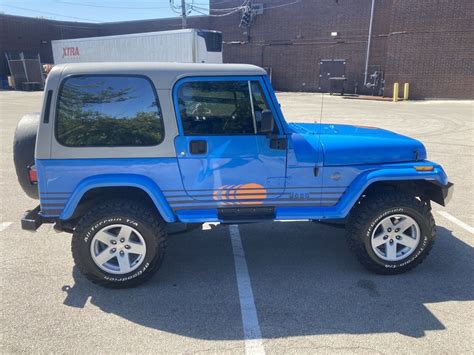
top-left (1, 0), bottom-right (473, 98)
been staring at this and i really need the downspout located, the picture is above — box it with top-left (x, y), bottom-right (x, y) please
top-left (363, 0), bottom-right (376, 87)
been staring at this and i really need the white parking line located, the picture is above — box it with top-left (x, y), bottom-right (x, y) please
top-left (202, 222), bottom-right (220, 230)
top-left (229, 225), bottom-right (265, 355)
top-left (0, 222), bottom-right (13, 232)
top-left (437, 211), bottom-right (474, 234)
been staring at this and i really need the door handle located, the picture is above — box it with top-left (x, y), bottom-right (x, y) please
top-left (269, 136), bottom-right (287, 150)
top-left (189, 140), bottom-right (207, 155)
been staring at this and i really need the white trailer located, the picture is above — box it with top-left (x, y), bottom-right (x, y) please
top-left (51, 29), bottom-right (222, 65)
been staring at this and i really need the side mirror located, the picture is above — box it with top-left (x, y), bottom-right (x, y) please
top-left (260, 110), bottom-right (274, 135)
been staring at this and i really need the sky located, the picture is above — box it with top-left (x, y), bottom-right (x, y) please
top-left (0, 0), bottom-right (210, 23)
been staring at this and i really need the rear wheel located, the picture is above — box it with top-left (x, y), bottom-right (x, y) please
top-left (346, 192), bottom-right (435, 274)
top-left (72, 199), bottom-right (166, 288)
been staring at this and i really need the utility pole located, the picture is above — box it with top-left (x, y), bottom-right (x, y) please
top-left (181, 0), bottom-right (187, 29)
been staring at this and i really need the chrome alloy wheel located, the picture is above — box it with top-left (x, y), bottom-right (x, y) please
top-left (90, 224), bottom-right (147, 274)
top-left (370, 214), bottom-right (421, 262)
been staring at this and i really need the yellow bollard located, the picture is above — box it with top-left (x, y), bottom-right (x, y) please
top-left (393, 83), bottom-right (399, 102)
top-left (403, 83), bottom-right (409, 101)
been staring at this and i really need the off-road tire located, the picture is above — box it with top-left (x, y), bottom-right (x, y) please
top-left (71, 199), bottom-right (167, 288)
top-left (346, 192), bottom-right (435, 274)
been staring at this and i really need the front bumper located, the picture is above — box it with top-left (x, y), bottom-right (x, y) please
top-left (441, 182), bottom-right (454, 206)
top-left (428, 181), bottom-right (454, 207)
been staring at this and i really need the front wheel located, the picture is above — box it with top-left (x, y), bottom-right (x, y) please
top-left (346, 193), bottom-right (436, 274)
top-left (71, 199), bottom-right (167, 288)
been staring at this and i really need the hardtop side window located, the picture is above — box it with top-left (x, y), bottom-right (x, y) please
top-left (177, 80), bottom-right (255, 135)
top-left (56, 75), bottom-right (164, 147)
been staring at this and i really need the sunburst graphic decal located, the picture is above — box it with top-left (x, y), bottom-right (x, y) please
top-left (213, 183), bottom-right (267, 205)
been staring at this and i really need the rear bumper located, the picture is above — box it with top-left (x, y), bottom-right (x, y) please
top-left (21, 205), bottom-right (55, 231)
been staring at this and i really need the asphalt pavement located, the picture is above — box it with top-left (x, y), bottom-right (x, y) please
top-left (1, 91), bottom-right (473, 353)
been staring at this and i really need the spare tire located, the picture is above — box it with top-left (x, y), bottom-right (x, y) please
top-left (13, 113), bottom-right (40, 199)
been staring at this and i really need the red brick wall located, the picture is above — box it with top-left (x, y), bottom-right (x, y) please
top-left (209, 0), bottom-right (473, 98)
top-left (0, 15), bottom-right (99, 76)
top-left (211, 0), bottom-right (385, 93)
top-left (1, 0), bottom-right (472, 98)
top-left (384, 0), bottom-right (474, 99)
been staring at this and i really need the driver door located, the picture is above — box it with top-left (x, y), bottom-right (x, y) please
top-left (173, 76), bottom-right (287, 210)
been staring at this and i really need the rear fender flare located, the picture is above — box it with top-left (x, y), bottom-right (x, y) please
top-left (60, 174), bottom-right (175, 222)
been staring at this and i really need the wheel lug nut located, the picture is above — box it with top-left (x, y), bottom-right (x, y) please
top-left (389, 239), bottom-right (394, 244)
top-left (387, 228), bottom-right (392, 232)
top-left (125, 245), bottom-right (130, 249)
top-left (111, 240), bottom-right (117, 245)
top-left (396, 235), bottom-right (401, 240)
top-left (120, 238), bottom-right (125, 243)
top-left (395, 228), bottom-right (400, 232)
top-left (120, 250), bottom-right (125, 256)
top-left (111, 248), bottom-right (116, 253)
top-left (383, 235), bottom-right (388, 240)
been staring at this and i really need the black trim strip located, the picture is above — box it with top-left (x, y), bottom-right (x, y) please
top-left (166, 191), bottom-right (284, 198)
top-left (40, 209), bottom-right (62, 215)
top-left (165, 191), bottom-right (343, 198)
top-left (162, 186), bottom-right (348, 193)
top-left (43, 90), bottom-right (53, 123)
top-left (41, 197), bottom-right (69, 203)
top-left (170, 198), bottom-right (339, 205)
top-left (171, 201), bottom-right (340, 209)
top-left (173, 203), bottom-right (337, 211)
top-left (41, 203), bottom-right (66, 208)
top-left (40, 192), bottom-right (71, 195)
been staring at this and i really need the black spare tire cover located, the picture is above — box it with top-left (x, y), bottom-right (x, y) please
top-left (13, 113), bottom-right (40, 199)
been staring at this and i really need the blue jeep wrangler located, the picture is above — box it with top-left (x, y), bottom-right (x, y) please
top-left (14, 63), bottom-right (453, 288)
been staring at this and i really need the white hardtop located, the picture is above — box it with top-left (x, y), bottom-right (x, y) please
top-left (51, 62), bottom-right (267, 89)
top-left (39, 62), bottom-right (268, 160)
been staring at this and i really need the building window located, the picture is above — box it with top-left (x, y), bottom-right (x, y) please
top-left (56, 75), bottom-right (164, 147)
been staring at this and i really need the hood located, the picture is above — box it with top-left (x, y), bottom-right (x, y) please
top-left (289, 123), bottom-right (426, 166)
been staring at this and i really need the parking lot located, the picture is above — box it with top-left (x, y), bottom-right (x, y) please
top-left (1, 91), bottom-right (473, 353)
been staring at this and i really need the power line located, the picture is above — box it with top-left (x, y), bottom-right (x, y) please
top-left (191, 0), bottom-right (249, 17)
top-left (192, 6), bottom-right (243, 17)
top-left (3, 0), bottom-right (304, 25)
top-left (264, 0), bottom-right (302, 11)
top-left (206, 1), bottom-right (249, 12)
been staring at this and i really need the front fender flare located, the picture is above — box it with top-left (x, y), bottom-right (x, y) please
top-left (339, 165), bottom-right (449, 218)
top-left (60, 174), bottom-right (175, 222)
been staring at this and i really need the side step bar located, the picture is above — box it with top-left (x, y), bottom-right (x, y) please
top-left (21, 205), bottom-right (54, 231)
top-left (218, 207), bottom-right (276, 223)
